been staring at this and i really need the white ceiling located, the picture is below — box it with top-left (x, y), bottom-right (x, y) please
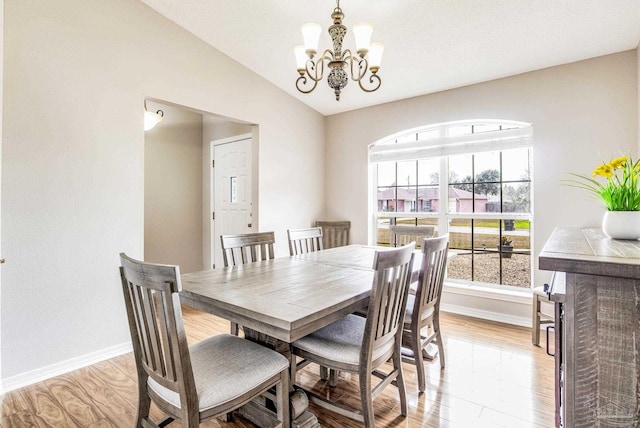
top-left (141, 0), bottom-right (640, 116)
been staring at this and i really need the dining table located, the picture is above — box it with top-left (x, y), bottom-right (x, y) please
top-left (180, 245), bottom-right (384, 428)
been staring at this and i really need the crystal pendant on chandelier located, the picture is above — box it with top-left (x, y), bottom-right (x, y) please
top-left (328, 68), bottom-right (348, 100)
top-left (294, 0), bottom-right (384, 101)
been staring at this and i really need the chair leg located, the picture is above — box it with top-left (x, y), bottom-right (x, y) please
top-left (181, 405), bottom-right (200, 428)
top-left (434, 315), bottom-right (445, 370)
top-left (532, 294), bottom-right (541, 346)
top-left (276, 370), bottom-right (290, 428)
top-left (412, 328), bottom-right (426, 393)
top-left (319, 365), bottom-right (328, 380)
top-left (290, 356), bottom-right (298, 387)
top-left (329, 369), bottom-right (338, 387)
top-left (135, 390), bottom-right (152, 428)
top-left (230, 321), bottom-right (240, 336)
top-left (359, 369), bottom-right (375, 428)
top-left (392, 348), bottom-right (408, 417)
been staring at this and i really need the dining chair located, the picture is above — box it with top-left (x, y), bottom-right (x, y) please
top-left (532, 284), bottom-right (554, 346)
top-left (401, 235), bottom-right (449, 393)
top-left (287, 227), bottom-right (323, 256)
top-left (119, 253), bottom-right (290, 428)
top-left (220, 231), bottom-right (275, 267)
top-left (221, 231), bottom-right (276, 335)
top-left (389, 224), bottom-right (435, 248)
top-left (291, 243), bottom-right (415, 427)
top-left (315, 220), bottom-right (350, 249)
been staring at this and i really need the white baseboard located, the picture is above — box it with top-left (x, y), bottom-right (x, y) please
top-left (440, 302), bottom-right (532, 327)
top-left (1, 342), bottom-right (132, 394)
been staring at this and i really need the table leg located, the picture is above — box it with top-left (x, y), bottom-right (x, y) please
top-left (240, 328), bottom-right (321, 428)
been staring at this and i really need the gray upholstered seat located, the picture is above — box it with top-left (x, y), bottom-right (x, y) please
top-left (292, 314), bottom-right (392, 368)
top-left (148, 334), bottom-right (288, 411)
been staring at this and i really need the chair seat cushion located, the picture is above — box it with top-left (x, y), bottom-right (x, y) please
top-left (148, 334), bottom-right (288, 412)
top-left (292, 314), bottom-right (390, 366)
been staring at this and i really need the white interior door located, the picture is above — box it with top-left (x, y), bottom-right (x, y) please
top-left (213, 137), bottom-right (252, 269)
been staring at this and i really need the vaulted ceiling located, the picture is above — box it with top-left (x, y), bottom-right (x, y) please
top-left (141, 0), bottom-right (640, 116)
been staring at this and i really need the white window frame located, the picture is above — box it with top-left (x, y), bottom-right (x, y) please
top-left (369, 119), bottom-right (534, 290)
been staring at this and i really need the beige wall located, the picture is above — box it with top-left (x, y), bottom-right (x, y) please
top-left (1, 0), bottom-right (324, 383)
top-left (325, 50), bottom-right (638, 321)
top-left (144, 102), bottom-right (203, 273)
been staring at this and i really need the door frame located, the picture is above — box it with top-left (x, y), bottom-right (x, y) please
top-left (208, 132), bottom-right (257, 269)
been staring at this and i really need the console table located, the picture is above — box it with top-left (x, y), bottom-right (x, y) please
top-left (539, 227), bottom-right (640, 428)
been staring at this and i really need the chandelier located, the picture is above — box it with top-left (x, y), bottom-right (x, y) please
top-left (294, 0), bottom-right (384, 101)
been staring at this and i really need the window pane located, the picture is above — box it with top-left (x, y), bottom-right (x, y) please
top-left (474, 152), bottom-right (500, 184)
top-left (377, 187), bottom-right (396, 212)
top-left (418, 159), bottom-right (440, 185)
top-left (375, 216), bottom-right (392, 246)
top-left (502, 220), bottom-right (531, 288)
top-left (418, 186), bottom-right (439, 212)
top-left (502, 148), bottom-right (531, 182)
top-left (397, 161), bottom-right (417, 186)
top-left (473, 220), bottom-right (500, 284)
top-left (448, 184), bottom-right (476, 213)
top-left (417, 217), bottom-right (439, 236)
top-left (447, 218), bottom-right (472, 281)
top-left (377, 162), bottom-right (396, 186)
top-left (449, 154), bottom-right (472, 184)
top-left (396, 187), bottom-right (417, 212)
top-left (503, 182), bottom-right (531, 213)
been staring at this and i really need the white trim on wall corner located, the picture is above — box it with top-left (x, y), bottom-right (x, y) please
top-left (0, 342), bottom-right (132, 394)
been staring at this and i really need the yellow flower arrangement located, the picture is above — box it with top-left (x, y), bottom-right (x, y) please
top-left (566, 155), bottom-right (640, 211)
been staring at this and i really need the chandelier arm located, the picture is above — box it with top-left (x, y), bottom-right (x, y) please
top-left (296, 75), bottom-right (319, 94)
top-left (344, 49), bottom-right (368, 82)
top-left (358, 73), bottom-right (381, 93)
top-left (305, 49), bottom-right (335, 83)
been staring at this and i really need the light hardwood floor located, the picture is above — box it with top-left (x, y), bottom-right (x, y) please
top-left (1, 308), bottom-right (555, 427)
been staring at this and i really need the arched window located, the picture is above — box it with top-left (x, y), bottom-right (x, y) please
top-left (369, 120), bottom-right (533, 290)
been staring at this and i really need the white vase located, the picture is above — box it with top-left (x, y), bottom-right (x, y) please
top-left (602, 211), bottom-right (640, 240)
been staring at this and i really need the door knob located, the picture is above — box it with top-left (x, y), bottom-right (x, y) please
top-left (0, 258), bottom-right (5, 264)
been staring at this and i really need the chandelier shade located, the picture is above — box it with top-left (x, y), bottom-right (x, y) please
top-left (294, 0), bottom-right (383, 101)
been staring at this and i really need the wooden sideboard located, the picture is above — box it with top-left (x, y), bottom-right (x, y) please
top-left (539, 227), bottom-right (640, 428)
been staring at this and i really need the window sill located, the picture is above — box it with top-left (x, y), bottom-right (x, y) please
top-left (443, 280), bottom-right (532, 305)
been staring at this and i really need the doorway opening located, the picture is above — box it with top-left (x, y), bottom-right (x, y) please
top-left (143, 99), bottom-right (257, 273)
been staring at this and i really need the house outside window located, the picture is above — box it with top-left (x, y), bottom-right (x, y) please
top-left (369, 120), bottom-right (533, 290)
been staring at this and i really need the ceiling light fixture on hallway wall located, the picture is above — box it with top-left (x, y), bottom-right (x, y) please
top-left (144, 100), bottom-right (164, 131)
top-left (294, 0), bottom-right (383, 101)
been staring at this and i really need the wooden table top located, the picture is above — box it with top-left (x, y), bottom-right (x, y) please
top-left (180, 246), bottom-right (378, 342)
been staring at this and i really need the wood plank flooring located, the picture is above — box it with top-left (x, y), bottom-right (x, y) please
top-left (1, 308), bottom-right (555, 427)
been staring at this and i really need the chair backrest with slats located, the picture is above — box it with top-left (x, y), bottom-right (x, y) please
top-left (220, 232), bottom-right (276, 267)
top-left (119, 253), bottom-right (197, 408)
top-left (389, 225), bottom-right (435, 248)
top-left (315, 221), bottom-right (350, 249)
top-left (412, 236), bottom-right (449, 327)
top-left (287, 227), bottom-right (324, 256)
top-left (362, 243), bottom-right (415, 366)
